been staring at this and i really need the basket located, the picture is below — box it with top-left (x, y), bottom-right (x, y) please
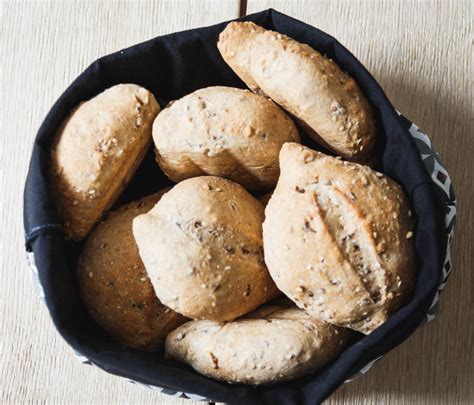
top-left (23, 9), bottom-right (456, 404)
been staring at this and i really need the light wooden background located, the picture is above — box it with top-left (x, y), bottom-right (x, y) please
top-left (1, 0), bottom-right (472, 404)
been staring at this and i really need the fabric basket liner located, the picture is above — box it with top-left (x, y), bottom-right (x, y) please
top-left (23, 9), bottom-right (456, 405)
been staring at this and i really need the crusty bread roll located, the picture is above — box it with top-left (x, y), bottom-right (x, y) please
top-left (263, 143), bottom-right (417, 334)
top-left (153, 86), bottom-right (300, 191)
top-left (50, 84), bottom-right (160, 240)
top-left (217, 22), bottom-right (376, 162)
top-left (78, 189), bottom-right (187, 351)
top-left (133, 176), bottom-right (279, 321)
top-left (165, 304), bottom-right (348, 385)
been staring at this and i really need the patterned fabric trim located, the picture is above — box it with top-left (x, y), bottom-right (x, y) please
top-left (345, 115), bottom-right (457, 382)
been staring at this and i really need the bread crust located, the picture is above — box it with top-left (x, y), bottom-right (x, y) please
top-left (263, 143), bottom-right (417, 334)
top-left (133, 176), bottom-right (279, 321)
top-left (78, 189), bottom-right (187, 351)
top-left (153, 86), bottom-right (300, 191)
top-left (50, 84), bottom-right (160, 240)
top-left (217, 22), bottom-right (376, 161)
top-left (165, 305), bottom-right (348, 385)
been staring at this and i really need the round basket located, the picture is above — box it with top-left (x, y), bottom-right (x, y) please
top-left (23, 9), bottom-right (456, 405)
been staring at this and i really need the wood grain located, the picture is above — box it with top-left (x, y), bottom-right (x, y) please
top-left (246, 1), bottom-right (473, 404)
top-left (1, 0), bottom-right (472, 404)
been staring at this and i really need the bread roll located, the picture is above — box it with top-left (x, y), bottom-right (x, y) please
top-left (133, 176), bottom-right (279, 321)
top-left (153, 86), bottom-right (299, 191)
top-left (218, 22), bottom-right (376, 161)
top-left (165, 305), bottom-right (348, 385)
top-left (50, 84), bottom-right (160, 240)
top-left (78, 189), bottom-right (187, 351)
top-left (263, 143), bottom-right (416, 334)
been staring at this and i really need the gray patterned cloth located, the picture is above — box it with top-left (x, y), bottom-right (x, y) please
top-left (24, 116), bottom-right (457, 401)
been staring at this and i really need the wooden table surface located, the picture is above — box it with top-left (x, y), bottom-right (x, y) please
top-left (2, 1), bottom-right (472, 404)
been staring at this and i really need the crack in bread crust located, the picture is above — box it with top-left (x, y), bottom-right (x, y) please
top-left (311, 185), bottom-right (388, 305)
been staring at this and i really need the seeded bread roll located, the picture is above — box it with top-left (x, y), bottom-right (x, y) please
top-left (78, 189), bottom-right (187, 351)
top-left (165, 305), bottom-right (348, 385)
top-left (133, 176), bottom-right (279, 321)
top-left (217, 22), bottom-right (376, 162)
top-left (50, 84), bottom-right (160, 240)
top-left (263, 143), bottom-right (417, 334)
top-left (153, 86), bottom-right (300, 191)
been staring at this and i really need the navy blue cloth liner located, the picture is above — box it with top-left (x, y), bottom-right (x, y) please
top-left (23, 9), bottom-right (447, 404)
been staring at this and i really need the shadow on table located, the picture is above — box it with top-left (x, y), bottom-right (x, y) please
top-left (327, 70), bottom-right (472, 404)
